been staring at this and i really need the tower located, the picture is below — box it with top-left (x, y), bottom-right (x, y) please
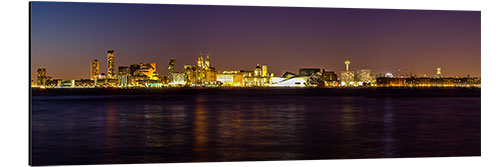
top-left (205, 54), bottom-right (211, 69)
top-left (435, 67), bottom-right (443, 78)
top-left (90, 60), bottom-right (99, 80)
top-left (107, 49), bottom-right (115, 79)
top-left (197, 52), bottom-right (204, 68)
top-left (344, 57), bottom-right (351, 71)
top-left (262, 64), bottom-right (268, 77)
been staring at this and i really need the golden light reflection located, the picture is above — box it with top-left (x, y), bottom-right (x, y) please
top-left (105, 102), bottom-right (118, 151)
top-left (340, 98), bottom-right (358, 130)
top-left (193, 95), bottom-right (209, 161)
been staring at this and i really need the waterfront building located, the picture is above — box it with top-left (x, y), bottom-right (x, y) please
top-left (262, 64), bottom-right (268, 77)
top-left (282, 72), bottom-right (298, 78)
top-left (356, 69), bottom-right (371, 84)
top-left (242, 65), bottom-right (272, 87)
top-left (376, 77), bottom-right (481, 87)
top-left (168, 59), bottom-right (176, 83)
top-left (321, 70), bottom-right (338, 87)
top-left (184, 52), bottom-right (217, 86)
top-left (299, 68), bottom-right (321, 76)
top-left (61, 80), bottom-right (73, 88)
top-left (95, 78), bottom-right (119, 87)
top-left (169, 72), bottom-right (186, 86)
top-left (45, 79), bottom-right (62, 88)
top-left (117, 66), bottom-right (131, 86)
top-left (270, 77), bottom-right (308, 87)
top-left (216, 71), bottom-right (244, 87)
top-left (107, 49), bottom-right (115, 79)
top-left (90, 60), bottom-right (99, 80)
top-left (340, 57), bottom-right (355, 86)
top-left (74, 79), bottom-right (95, 87)
top-left (36, 68), bottom-right (47, 86)
top-left (132, 63), bottom-right (159, 80)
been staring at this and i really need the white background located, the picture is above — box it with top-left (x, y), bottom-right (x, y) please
top-left (1, 0), bottom-right (498, 166)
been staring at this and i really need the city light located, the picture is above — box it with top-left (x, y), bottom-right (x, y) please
top-left (31, 49), bottom-right (481, 89)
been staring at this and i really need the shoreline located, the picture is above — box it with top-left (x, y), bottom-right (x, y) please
top-left (31, 87), bottom-right (481, 97)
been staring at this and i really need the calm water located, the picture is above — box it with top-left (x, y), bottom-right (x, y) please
top-left (31, 95), bottom-right (480, 165)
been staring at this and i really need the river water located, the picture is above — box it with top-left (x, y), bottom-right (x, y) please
top-left (31, 95), bottom-right (480, 165)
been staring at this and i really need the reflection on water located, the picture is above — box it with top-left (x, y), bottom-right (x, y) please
top-left (193, 95), bottom-right (210, 161)
top-left (31, 95), bottom-right (480, 165)
top-left (382, 98), bottom-right (394, 157)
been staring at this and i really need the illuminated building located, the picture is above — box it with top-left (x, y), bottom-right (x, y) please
top-left (217, 71), bottom-right (243, 87)
top-left (435, 67), bottom-right (443, 78)
top-left (117, 66), bottom-right (131, 86)
top-left (340, 57), bottom-right (354, 86)
top-left (242, 64), bottom-right (272, 87)
top-left (74, 79), bottom-right (94, 87)
top-left (95, 78), bottom-right (119, 87)
top-left (206, 70), bottom-right (217, 82)
top-left (262, 64), bottom-right (268, 77)
top-left (254, 64), bottom-right (262, 77)
top-left (36, 68), bottom-right (47, 86)
top-left (205, 54), bottom-right (211, 70)
top-left (270, 77), bottom-right (308, 87)
top-left (184, 52), bottom-right (217, 86)
top-left (282, 72), bottom-right (298, 78)
top-left (299, 68), bottom-right (321, 76)
top-left (90, 60), bottom-right (99, 80)
top-left (168, 59), bottom-right (176, 83)
top-left (321, 70), bottom-right (338, 87)
top-left (376, 77), bottom-right (480, 87)
top-left (61, 80), bottom-right (73, 88)
top-left (197, 52), bottom-right (204, 68)
top-left (132, 63), bottom-right (159, 80)
top-left (129, 64), bottom-right (140, 76)
top-left (45, 79), bottom-right (62, 87)
top-left (107, 49), bottom-right (115, 79)
top-left (356, 69), bottom-right (371, 84)
top-left (169, 72), bottom-right (186, 86)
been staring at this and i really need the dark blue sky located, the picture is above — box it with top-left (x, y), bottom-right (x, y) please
top-left (31, 2), bottom-right (480, 80)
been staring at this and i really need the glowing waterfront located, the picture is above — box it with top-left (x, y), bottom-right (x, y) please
top-left (32, 50), bottom-right (481, 89)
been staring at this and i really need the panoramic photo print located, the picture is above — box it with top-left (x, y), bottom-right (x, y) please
top-left (30, 2), bottom-right (480, 166)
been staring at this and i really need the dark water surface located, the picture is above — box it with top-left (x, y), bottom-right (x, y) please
top-left (31, 95), bottom-right (480, 165)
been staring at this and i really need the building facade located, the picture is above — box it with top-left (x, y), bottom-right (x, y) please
top-left (90, 59), bottom-right (99, 80)
top-left (107, 49), bottom-right (115, 79)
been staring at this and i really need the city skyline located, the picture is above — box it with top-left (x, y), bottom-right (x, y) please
top-left (31, 2), bottom-right (480, 80)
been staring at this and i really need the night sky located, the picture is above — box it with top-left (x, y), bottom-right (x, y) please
top-left (30, 2), bottom-right (480, 80)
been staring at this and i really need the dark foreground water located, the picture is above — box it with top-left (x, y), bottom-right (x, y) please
top-left (31, 95), bottom-right (480, 165)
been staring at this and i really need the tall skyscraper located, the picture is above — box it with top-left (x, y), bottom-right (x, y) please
top-left (36, 68), bottom-right (47, 86)
top-left (90, 60), bottom-right (99, 80)
top-left (168, 59), bottom-right (176, 82)
top-left (107, 49), bottom-right (115, 79)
